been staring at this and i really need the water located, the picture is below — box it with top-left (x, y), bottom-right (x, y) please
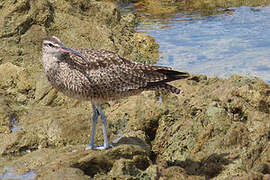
top-left (135, 6), bottom-right (270, 83)
top-left (0, 167), bottom-right (36, 180)
top-left (10, 114), bottom-right (23, 132)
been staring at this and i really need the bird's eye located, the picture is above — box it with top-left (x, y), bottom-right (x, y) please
top-left (48, 43), bottom-right (54, 47)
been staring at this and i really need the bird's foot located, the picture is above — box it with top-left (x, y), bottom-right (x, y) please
top-left (93, 145), bottom-right (111, 150)
top-left (85, 134), bottom-right (123, 150)
top-left (85, 143), bottom-right (113, 151)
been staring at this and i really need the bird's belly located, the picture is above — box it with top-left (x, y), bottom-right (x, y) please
top-left (45, 70), bottom-right (93, 100)
top-left (51, 81), bottom-right (141, 103)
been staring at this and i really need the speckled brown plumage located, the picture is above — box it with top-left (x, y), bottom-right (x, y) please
top-left (43, 48), bottom-right (188, 103)
top-left (42, 36), bottom-right (189, 150)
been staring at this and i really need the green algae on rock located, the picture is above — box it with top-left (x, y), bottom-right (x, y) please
top-left (151, 75), bottom-right (270, 179)
top-left (0, 0), bottom-right (270, 179)
top-left (1, 75), bottom-right (269, 179)
top-left (1, 145), bottom-right (150, 179)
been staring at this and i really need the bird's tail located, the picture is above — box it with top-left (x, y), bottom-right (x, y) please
top-left (145, 68), bottom-right (189, 94)
top-left (154, 69), bottom-right (189, 83)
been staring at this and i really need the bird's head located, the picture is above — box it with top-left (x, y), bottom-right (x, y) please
top-left (42, 36), bottom-right (89, 63)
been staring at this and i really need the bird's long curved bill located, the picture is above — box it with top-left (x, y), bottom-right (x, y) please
top-left (60, 46), bottom-right (90, 64)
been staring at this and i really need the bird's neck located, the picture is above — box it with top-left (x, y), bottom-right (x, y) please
top-left (42, 53), bottom-right (60, 73)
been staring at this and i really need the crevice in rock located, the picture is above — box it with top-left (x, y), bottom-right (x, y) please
top-left (167, 153), bottom-right (233, 179)
top-left (258, 100), bottom-right (270, 113)
top-left (134, 156), bottom-right (151, 171)
top-left (44, 2), bottom-right (55, 28)
top-left (72, 159), bottom-right (113, 177)
top-left (144, 118), bottom-right (159, 143)
top-left (149, 150), bottom-right (157, 164)
top-left (231, 107), bottom-right (248, 122)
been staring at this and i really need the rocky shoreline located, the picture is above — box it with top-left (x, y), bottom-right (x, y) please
top-left (0, 0), bottom-right (269, 179)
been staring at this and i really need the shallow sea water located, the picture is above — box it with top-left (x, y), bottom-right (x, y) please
top-left (126, 5), bottom-right (270, 83)
top-left (0, 167), bottom-right (36, 180)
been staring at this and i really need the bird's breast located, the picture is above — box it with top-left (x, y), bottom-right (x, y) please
top-left (44, 62), bottom-right (95, 99)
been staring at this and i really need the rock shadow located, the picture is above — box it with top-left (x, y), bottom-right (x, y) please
top-left (167, 153), bottom-right (233, 179)
top-left (112, 136), bottom-right (151, 152)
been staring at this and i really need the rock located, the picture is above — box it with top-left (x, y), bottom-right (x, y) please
top-left (0, 0), bottom-right (156, 75)
top-left (132, 33), bottom-right (159, 64)
top-left (0, 0), bottom-right (159, 109)
top-left (0, 130), bottom-right (37, 156)
top-left (0, 0), bottom-right (52, 65)
top-left (142, 0), bottom-right (178, 15)
top-left (0, 0), bottom-right (270, 179)
top-left (162, 166), bottom-right (204, 180)
top-left (0, 63), bottom-right (33, 92)
top-left (0, 106), bottom-right (92, 155)
top-left (1, 74), bottom-right (269, 179)
top-left (152, 75), bottom-right (270, 179)
top-left (108, 158), bottom-right (141, 177)
top-left (0, 95), bottom-right (13, 134)
top-left (0, 63), bottom-right (34, 105)
top-left (39, 167), bottom-right (90, 180)
top-left (32, 74), bottom-right (55, 106)
top-left (137, 0), bottom-right (270, 16)
top-left (1, 145), bottom-right (149, 179)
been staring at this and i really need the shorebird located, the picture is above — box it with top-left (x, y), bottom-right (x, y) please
top-left (42, 36), bottom-right (189, 150)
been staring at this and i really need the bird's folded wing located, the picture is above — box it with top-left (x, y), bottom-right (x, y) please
top-left (68, 49), bottom-right (173, 92)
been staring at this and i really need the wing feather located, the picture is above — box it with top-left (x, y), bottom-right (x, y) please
top-left (66, 49), bottom-right (187, 95)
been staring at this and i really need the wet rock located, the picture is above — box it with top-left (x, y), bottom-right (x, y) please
top-left (1, 145), bottom-right (149, 179)
top-left (140, 165), bottom-right (160, 179)
top-left (142, 0), bottom-right (178, 15)
top-left (0, 166), bottom-right (36, 180)
top-left (0, 129), bottom-right (39, 156)
top-left (136, 0), bottom-right (270, 17)
top-left (230, 171), bottom-right (270, 180)
top-left (253, 163), bottom-right (270, 174)
top-left (0, 106), bottom-right (92, 155)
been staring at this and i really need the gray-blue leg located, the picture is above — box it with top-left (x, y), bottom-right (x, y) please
top-left (96, 106), bottom-right (110, 150)
top-left (86, 104), bottom-right (98, 150)
top-left (86, 104), bottom-right (111, 150)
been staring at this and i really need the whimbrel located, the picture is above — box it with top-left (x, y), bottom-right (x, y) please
top-left (42, 36), bottom-right (189, 150)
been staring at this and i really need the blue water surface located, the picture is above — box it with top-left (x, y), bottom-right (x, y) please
top-left (136, 6), bottom-right (270, 83)
top-left (0, 167), bottom-right (36, 180)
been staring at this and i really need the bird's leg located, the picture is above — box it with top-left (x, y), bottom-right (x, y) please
top-left (86, 104), bottom-right (99, 150)
top-left (95, 105), bottom-right (111, 150)
top-left (158, 95), bottom-right (162, 103)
